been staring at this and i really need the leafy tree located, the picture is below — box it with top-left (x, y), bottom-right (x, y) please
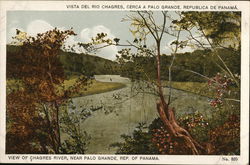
top-left (172, 11), bottom-right (241, 154)
top-left (174, 11), bottom-right (240, 86)
top-left (6, 28), bottom-right (89, 153)
top-left (173, 11), bottom-right (241, 110)
top-left (176, 12), bottom-right (240, 49)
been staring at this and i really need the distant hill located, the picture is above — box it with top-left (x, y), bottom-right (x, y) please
top-left (59, 50), bottom-right (120, 77)
top-left (7, 45), bottom-right (120, 78)
top-left (7, 45), bottom-right (240, 82)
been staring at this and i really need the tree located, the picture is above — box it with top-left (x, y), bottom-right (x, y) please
top-left (174, 11), bottom-right (240, 87)
top-left (80, 11), bottom-right (207, 154)
top-left (173, 11), bottom-right (241, 107)
top-left (6, 28), bottom-right (89, 153)
top-left (173, 11), bottom-right (241, 154)
top-left (133, 11), bottom-right (207, 155)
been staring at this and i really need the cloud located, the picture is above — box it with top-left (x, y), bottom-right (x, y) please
top-left (63, 35), bottom-right (88, 54)
top-left (97, 45), bottom-right (118, 61)
top-left (63, 35), bottom-right (77, 49)
top-left (26, 20), bottom-right (54, 36)
top-left (7, 20), bottom-right (53, 43)
top-left (80, 25), bottom-right (115, 42)
top-left (80, 28), bottom-right (92, 43)
top-left (80, 25), bottom-right (118, 60)
top-left (24, 20), bottom-right (80, 50)
top-left (9, 20), bottom-right (118, 60)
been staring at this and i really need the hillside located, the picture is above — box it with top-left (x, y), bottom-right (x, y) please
top-left (7, 45), bottom-right (240, 82)
top-left (59, 50), bottom-right (120, 77)
top-left (6, 45), bottom-right (120, 78)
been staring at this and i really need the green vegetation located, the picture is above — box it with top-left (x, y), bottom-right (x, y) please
top-left (7, 77), bottom-right (126, 98)
top-left (59, 50), bottom-right (120, 77)
top-left (110, 123), bottom-right (160, 155)
top-left (112, 112), bottom-right (240, 155)
top-left (7, 45), bottom-right (120, 78)
top-left (163, 81), bottom-right (212, 97)
top-left (118, 48), bottom-right (240, 82)
top-left (62, 77), bottom-right (125, 97)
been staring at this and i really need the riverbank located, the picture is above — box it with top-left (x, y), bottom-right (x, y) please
top-left (162, 81), bottom-right (212, 97)
top-left (63, 77), bottom-right (126, 98)
top-left (6, 76), bottom-right (126, 98)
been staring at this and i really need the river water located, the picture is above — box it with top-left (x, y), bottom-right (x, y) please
top-left (71, 75), bottom-right (213, 154)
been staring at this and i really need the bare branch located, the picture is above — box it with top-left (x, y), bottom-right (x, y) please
top-left (147, 12), bottom-right (159, 39)
top-left (187, 29), bottom-right (206, 49)
top-left (137, 11), bottom-right (158, 42)
top-left (159, 11), bottom-right (167, 41)
top-left (168, 30), bottom-right (181, 104)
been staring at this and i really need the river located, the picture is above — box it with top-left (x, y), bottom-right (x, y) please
top-left (70, 75), bottom-right (213, 154)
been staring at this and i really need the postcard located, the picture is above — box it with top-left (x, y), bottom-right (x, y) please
top-left (0, 0), bottom-right (249, 164)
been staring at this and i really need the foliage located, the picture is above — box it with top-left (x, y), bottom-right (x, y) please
top-left (208, 72), bottom-right (239, 108)
top-left (209, 115), bottom-right (240, 155)
top-left (173, 11), bottom-right (240, 88)
top-left (173, 12), bottom-right (241, 155)
top-left (174, 11), bottom-right (241, 50)
top-left (116, 48), bottom-right (240, 82)
top-left (6, 91), bottom-right (52, 154)
top-left (59, 101), bottom-right (91, 154)
top-left (7, 45), bottom-right (121, 78)
top-left (59, 50), bottom-right (120, 77)
top-left (178, 112), bottom-right (210, 143)
top-left (116, 48), bottom-right (157, 82)
top-left (60, 136), bottom-right (89, 154)
top-left (110, 123), bottom-right (159, 154)
top-left (206, 72), bottom-right (240, 135)
top-left (150, 115), bottom-right (211, 155)
top-left (111, 116), bottom-right (207, 155)
top-left (112, 111), bottom-right (240, 155)
top-left (6, 28), bottom-right (89, 154)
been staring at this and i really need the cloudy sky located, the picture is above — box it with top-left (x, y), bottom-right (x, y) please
top-left (7, 11), bottom-right (192, 60)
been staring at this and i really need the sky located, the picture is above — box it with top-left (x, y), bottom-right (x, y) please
top-left (7, 11), bottom-right (193, 60)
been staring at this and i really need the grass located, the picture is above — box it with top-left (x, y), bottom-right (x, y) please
top-left (162, 81), bottom-right (214, 98)
top-left (62, 77), bottom-right (126, 98)
top-left (6, 77), bottom-right (126, 98)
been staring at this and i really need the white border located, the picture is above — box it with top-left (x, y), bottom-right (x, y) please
top-left (0, 1), bottom-right (249, 164)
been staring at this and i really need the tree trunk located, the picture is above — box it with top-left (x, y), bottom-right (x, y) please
top-left (55, 102), bottom-right (61, 146)
top-left (156, 99), bottom-right (206, 154)
top-left (155, 41), bottom-right (206, 155)
top-left (42, 103), bottom-right (59, 153)
top-left (52, 102), bottom-right (61, 153)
